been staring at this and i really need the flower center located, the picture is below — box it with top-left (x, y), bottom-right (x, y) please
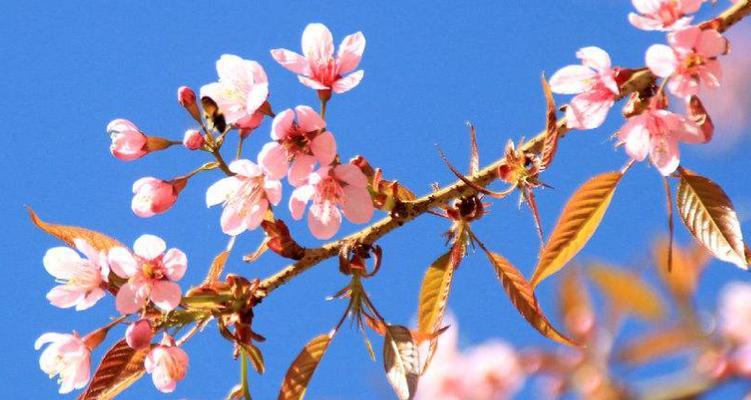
top-left (311, 58), bottom-right (339, 86)
top-left (227, 176), bottom-right (266, 218)
top-left (141, 259), bottom-right (165, 280)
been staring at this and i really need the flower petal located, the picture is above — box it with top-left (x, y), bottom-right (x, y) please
top-left (332, 70), bottom-right (364, 93)
top-left (43, 247), bottom-right (82, 280)
top-left (298, 75), bottom-right (329, 90)
top-left (302, 23), bottom-right (334, 63)
top-left (311, 131), bottom-right (337, 165)
top-left (206, 176), bottom-right (242, 207)
top-left (577, 46), bottom-right (611, 71)
top-left (337, 31), bottom-right (366, 75)
top-left (264, 179), bottom-right (283, 206)
top-left (108, 247), bottom-right (138, 278)
top-left (134, 234), bottom-right (166, 260)
top-left (334, 164), bottom-right (368, 188)
top-left (116, 282), bottom-right (149, 314)
top-left (271, 108), bottom-right (295, 140)
top-left (342, 185), bottom-right (374, 224)
top-left (650, 135), bottom-right (680, 176)
top-left (162, 248), bottom-right (187, 281)
top-left (295, 105), bottom-right (326, 132)
top-left (270, 48), bottom-right (311, 76)
top-left (617, 115), bottom-right (650, 161)
top-left (565, 91), bottom-right (614, 130)
top-left (549, 65), bottom-right (597, 94)
top-left (289, 154), bottom-right (317, 187)
top-left (229, 159), bottom-right (262, 178)
top-left (76, 288), bottom-right (105, 311)
top-left (47, 286), bottom-right (85, 309)
top-left (258, 142), bottom-right (288, 181)
top-left (646, 44), bottom-right (678, 78)
top-left (308, 200), bottom-right (342, 239)
top-left (220, 205), bottom-right (247, 236)
top-left (150, 281), bottom-right (182, 312)
top-left (290, 185), bottom-right (315, 220)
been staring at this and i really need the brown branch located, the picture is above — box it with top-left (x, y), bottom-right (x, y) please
top-left (253, 0), bottom-right (751, 301)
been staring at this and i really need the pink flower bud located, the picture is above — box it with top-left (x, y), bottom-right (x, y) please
top-left (125, 319), bottom-right (153, 350)
top-left (182, 129), bottom-right (205, 150)
top-left (131, 177), bottom-right (183, 218)
top-left (108, 119), bottom-right (148, 161)
top-left (177, 86), bottom-right (196, 107)
top-left (145, 334), bottom-right (189, 393)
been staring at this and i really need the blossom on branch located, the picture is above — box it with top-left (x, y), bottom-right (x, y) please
top-left (35, 332), bottom-right (91, 394)
top-left (271, 23), bottom-right (366, 95)
top-left (108, 234), bottom-right (187, 314)
top-left (108, 119), bottom-right (148, 161)
top-left (43, 239), bottom-right (109, 311)
top-left (549, 47), bottom-right (619, 130)
top-left (131, 177), bottom-right (185, 218)
top-left (145, 334), bottom-right (189, 393)
top-left (628, 0), bottom-right (704, 31)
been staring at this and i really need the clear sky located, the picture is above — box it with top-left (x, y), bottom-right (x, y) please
top-left (1, 1), bottom-right (750, 399)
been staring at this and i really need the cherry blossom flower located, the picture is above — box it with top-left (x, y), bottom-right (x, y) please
top-left (549, 47), bottom-right (620, 130)
top-left (108, 119), bottom-right (148, 161)
top-left (206, 159), bottom-right (282, 236)
top-left (271, 23), bottom-right (366, 95)
top-left (462, 341), bottom-right (525, 399)
top-left (35, 332), bottom-right (91, 394)
top-left (108, 234), bottom-right (187, 314)
top-left (289, 164), bottom-right (373, 239)
top-left (145, 334), bottom-right (189, 393)
top-left (43, 239), bottom-right (109, 311)
top-left (628, 0), bottom-right (704, 31)
top-left (182, 129), bottom-right (204, 150)
top-left (646, 26), bottom-right (728, 98)
top-left (617, 107), bottom-right (705, 175)
top-left (200, 54), bottom-right (269, 130)
top-left (258, 106), bottom-right (337, 185)
top-left (125, 319), bottom-right (154, 350)
top-left (131, 177), bottom-right (185, 218)
top-left (718, 282), bottom-right (751, 344)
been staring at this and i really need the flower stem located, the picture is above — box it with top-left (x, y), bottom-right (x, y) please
top-left (240, 351), bottom-right (252, 400)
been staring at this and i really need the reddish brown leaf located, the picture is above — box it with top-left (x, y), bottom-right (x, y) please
top-left (676, 169), bottom-right (747, 269)
top-left (540, 73), bottom-right (559, 171)
top-left (618, 324), bottom-right (702, 365)
top-left (28, 207), bottom-right (123, 251)
top-left (383, 325), bottom-right (420, 400)
top-left (557, 266), bottom-right (594, 338)
top-left (78, 340), bottom-right (149, 400)
top-left (239, 342), bottom-right (265, 374)
top-left (204, 251), bottom-right (230, 284)
top-left (417, 252), bottom-right (457, 336)
top-left (653, 238), bottom-right (710, 304)
top-left (278, 332), bottom-right (333, 400)
top-left (588, 263), bottom-right (665, 321)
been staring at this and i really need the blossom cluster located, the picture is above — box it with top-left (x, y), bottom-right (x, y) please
top-left (549, 0), bottom-right (729, 176)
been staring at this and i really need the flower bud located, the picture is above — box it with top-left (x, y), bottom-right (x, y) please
top-left (177, 86), bottom-right (201, 122)
top-left (108, 119), bottom-right (148, 161)
top-left (125, 319), bottom-right (153, 350)
top-left (182, 129), bottom-right (205, 150)
top-left (131, 177), bottom-right (185, 218)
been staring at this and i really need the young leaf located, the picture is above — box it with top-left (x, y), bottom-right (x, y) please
top-left (617, 324), bottom-right (702, 365)
top-left (278, 332), bottom-right (334, 400)
top-left (588, 263), bottom-right (665, 321)
top-left (28, 207), bottom-right (123, 251)
top-left (483, 249), bottom-right (576, 347)
top-left (78, 340), bottom-right (149, 400)
top-left (540, 73), bottom-right (559, 171)
top-left (383, 325), bottom-right (420, 400)
top-left (417, 252), bottom-right (456, 336)
top-left (653, 238), bottom-right (709, 304)
top-left (239, 342), bottom-right (265, 374)
top-left (676, 169), bottom-right (747, 269)
top-left (557, 266), bottom-right (594, 338)
top-left (530, 171), bottom-right (623, 288)
top-left (204, 250), bottom-right (230, 284)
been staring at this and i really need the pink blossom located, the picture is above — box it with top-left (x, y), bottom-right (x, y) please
top-left (289, 164), bottom-right (374, 239)
top-left (617, 107), bottom-right (705, 175)
top-left (108, 234), bottom-right (187, 314)
top-left (43, 238), bottom-right (109, 311)
top-left (258, 106), bottom-right (337, 185)
top-left (182, 129), bottom-right (204, 150)
top-left (145, 334), bottom-right (189, 393)
top-left (646, 26), bottom-right (728, 98)
top-left (177, 86), bottom-right (196, 108)
top-left (461, 341), bottom-right (525, 400)
top-left (271, 23), bottom-right (366, 94)
top-left (131, 177), bottom-right (184, 218)
top-left (628, 0), bottom-right (703, 31)
top-left (108, 119), bottom-right (148, 161)
top-left (416, 317), bottom-right (465, 400)
top-left (206, 159), bottom-right (282, 236)
top-left (200, 54), bottom-right (269, 129)
top-left (718, 282), bottom-right (751, 344)
top-left (35, 332), bottom-right (91, 394)
top-left (549, 47), bottom-right (620, 130)
top-left (126, 319), bottom-right (154, 350)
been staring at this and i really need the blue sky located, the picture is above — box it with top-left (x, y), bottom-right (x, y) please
top-left (2, 1), bottom-right (750, 398)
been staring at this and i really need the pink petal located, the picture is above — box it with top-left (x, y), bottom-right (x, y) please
top-left (295, 105), bottom-right (326, 132)
top-left (108, 247), bottom-right (138, 278)
top-left (333, 164), bottom-right (368, 188)
top-left (645, 44), bottom-right (679, 78)
top-left (565, 91), bottom-right (614, 130)
top-left (162, 248), bottom-right (187, 281)
top-left (43, 247), bottom-right (82, 280)
top-left (220, 205), bottom-right (247, 236)
top-left (342, 185), bottom-right (374, 224)
top-left (150, 281), bottom-right (182, 312)
top-left (669, 26), bottom-right (702, 52)
top-left (700, 60), bottom-right (722, 88)
top-left (337, 31), bottom-right (366, 75)
top-left (667, 74), bottom-right (699, 98)
top-left (271, 109), bottom-right (295, 140)
top-left (73, 239), bottom-right (100, 265)
top-left (576, 46), bottom-right (611, 71)
top-left (697, 29), bottom-right (728, 58)
top-left (617, 116), bottom-right (650, 161)
top-left (134, 234), bottom-right (166, 260)
top-left (679, 0), bottom-right (703, 14)
top-left (35, 332), bottom-right (67, 350)
top-left (631, 0), bottom-right (660, 14)
top-left (258, 142), bottom-right (289, 180)
top-left (298, 75), bottom-right (329, 90)
top-left (289, 154), bottom-right (317, 187)
top-left (308, 200), bottom-right (342, 239)
top-left (47, 286), bottom-right (85, 309)
top-left (270, 48), bottom-right (311, 75)
top-left (234, 111), bottom-right (264, 131)
top-left (548, 65), bottom-right (597, 94)
top-left (289, 185), bottom-right (315, 220)
top-left (311, 131), bottom-right (337, 165)
top-left (243, 198), bottom-right (268, 231)
top-left (76, 288), bottom-right (105, 311)
top-left (628, 13), bottom-right (664, 31)
top-left (244, 61), bottom-right (269, 113)
top-left (206, 176), bottom-right (242, 207)
top-left (650, 135), bottom-right (680, 176)
top-left (229, 159), bottom-right (263, 178)
top-left (116, 282), bottom-right (149, 314)
top-left (332, 70), bottom-right (364, 93)
top-left (301, 23), bottom-right (334, 63)
top-left (264, 179), bottom-right (283, 206)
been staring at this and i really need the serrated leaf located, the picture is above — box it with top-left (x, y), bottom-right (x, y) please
top-left (676, 169), bottom-right (747, 269)
top-left (531, 171), bottom-right (623, 287)
top-left (29, 207), bottom-right (123, 251)
top-left (278, 332), bottom-right (333, 400)
top-left (588, 263), bottom-right (665, 321)
top-left (617, 324), bottom-right (701, 365)
top-left (77, 340), bottom-right (149, 400)
top-left (383, 325), bottom-right (420, 400)
top-left (417, 252), bottom-right (457, 336)
top-left (204, 251), bottom-right (230, 284)
top-left (540, 73), bottom-right (559, 171)
top-left (485, 250), bottom-right (576, 347)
